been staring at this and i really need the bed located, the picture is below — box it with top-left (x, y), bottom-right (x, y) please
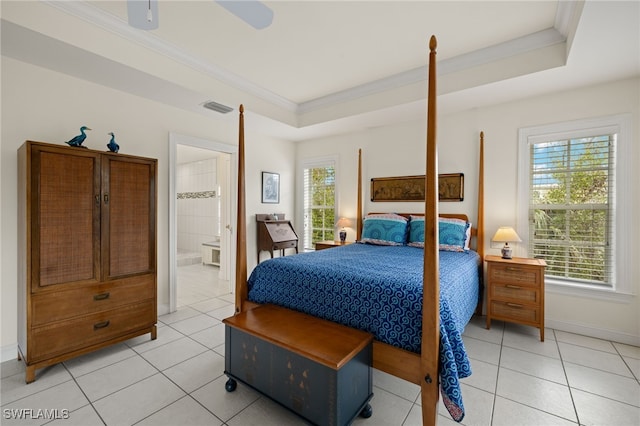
top-left (232, 36), bottom-right (486, 425)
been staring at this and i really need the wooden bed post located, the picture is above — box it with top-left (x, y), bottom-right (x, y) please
top-left (476, 131), bottom-right (485, 315)
top-left (356, 148), bottom-right (363, 241)
top-left (235, 105), bottom-right (247, 313)
top-left (421, 35), bottom-right (440, 426)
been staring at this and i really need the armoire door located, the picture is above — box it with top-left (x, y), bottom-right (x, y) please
top-left (30, 146), bottom-right (101, 291)
top-left (101, 155), bottom-right (157, 280)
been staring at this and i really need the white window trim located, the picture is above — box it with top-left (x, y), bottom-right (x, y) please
top-left (297, 155), bottom-right (340, 251)
top-left (517, 114), bottom-right (633, 299)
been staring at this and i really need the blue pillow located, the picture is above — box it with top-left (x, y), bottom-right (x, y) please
top-left (361, 213), bottom-right (408, 246)
top-left (439, 218), bottom-right (470, 252)
top-left (408, 215), bottom-right (425, 248)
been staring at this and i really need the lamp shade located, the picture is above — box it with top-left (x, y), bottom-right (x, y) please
top-left (491, 226), bottom-right (522, 243)
top-left (336, 217), bottom-right (351, 228)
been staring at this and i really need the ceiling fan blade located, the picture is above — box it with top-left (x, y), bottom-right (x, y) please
top-left (127, 0), bottom-right (159, 30)
top-left (216, 1), bottom-right (274, 30)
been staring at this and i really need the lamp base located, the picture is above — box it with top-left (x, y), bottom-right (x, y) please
top-left (501, 244), bottom-right (513, 259)
top-left (339, 230), bottom-right (347, 243)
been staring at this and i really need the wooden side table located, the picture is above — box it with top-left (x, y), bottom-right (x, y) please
top-left (314, 240), bottom-right (353, 251)
top-left (485, 255), bottom-right (547, 341)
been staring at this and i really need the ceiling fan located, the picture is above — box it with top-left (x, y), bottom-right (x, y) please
top-left (127, 0), bottom-right (274, 31)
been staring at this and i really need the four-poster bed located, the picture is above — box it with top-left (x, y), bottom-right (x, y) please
top-left (228, 36), bottom-right (485, 425)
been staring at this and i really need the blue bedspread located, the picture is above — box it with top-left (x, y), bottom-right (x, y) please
top-left (247, 243), bottom-right (480, 422)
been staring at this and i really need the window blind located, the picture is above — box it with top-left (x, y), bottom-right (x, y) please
top-left (528, 135), bottom-right (616, 286)
top-left (303, 163), bottom-right (335, 250)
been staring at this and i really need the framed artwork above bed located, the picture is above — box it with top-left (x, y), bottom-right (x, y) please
top-left (370, 173), bottom-right (464, 202)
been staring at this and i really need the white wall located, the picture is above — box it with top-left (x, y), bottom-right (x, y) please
top-left (296, 77), bottom-right (640, 345)
top-left (0, 57), bottom-right (295, 360)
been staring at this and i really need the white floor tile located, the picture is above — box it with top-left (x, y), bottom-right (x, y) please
top-left (463, 316), bottom-right (504, 345)
top-left (572, 388), bottom-right (640, 426)
top-left (624, 355), bottom-right (640, 380)
top-left (0, 380), bottom-right (89, 426)
top-left (226, 396), bottom-right (308, 425)
top-left (189, 297), bottom-right (232, 314)
top-left (500, 346), bottom-right (567, 384)
top-left (1, 363), bottom-right (72, 405)
top-left (125, 325), bottom-right (185, 354)
top-left (207, 304), bottom-right (236, 321)
top-left (158, 306), bottom-right (201, 325)
top-left (191, 375), bottom-right (261, 422)
top-left (136, 395), bottom-right (224, 426)
top-left (492, 396), bottom-right (577, 426)
top-left (559, 342), bottom-right (634, 377)
top-left (496, 368), bottom-right (577, 422)
top-left (564, 362), bottom-right (640, 407)
top-left (46, 404), bottom-right (104, 426)
top-left (169, 313), bottom-right (221, 336)
top-left (140, 337), bottom-right (208, 371)
top-left (463, 336), bottom-right (502, 365)
top-left (555, 330), bottom-right (617, 353)
top-left (75, 355), bottom-right (158, 402)
top-left (92, 373), bottom-right (185, 425)
top-left (189, 323), bottom-right (226, 349)
top-left (462, 358), bottom-right (498, 394)
top-left (502, 328), bottom-right (561, 359)
top-left (372, 369), bottom-right (420, 402)
top-left (352, 387), bottom-right (413, 426)
top-left (615, 341), bottom-right (640, 359)
top-left (63, 343), bottom-right (137, 378)
top-left (162, 350), bottom-right (225, 394)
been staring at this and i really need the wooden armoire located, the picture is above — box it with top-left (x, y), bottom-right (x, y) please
top-left (17, 141), bottom-right (158, 383)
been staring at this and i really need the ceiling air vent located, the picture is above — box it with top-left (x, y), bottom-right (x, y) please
top-left (203, 101), bottom-right (234, 114)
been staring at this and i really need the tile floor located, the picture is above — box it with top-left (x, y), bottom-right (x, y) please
top-left (2, 264), bottom-right (639, 425)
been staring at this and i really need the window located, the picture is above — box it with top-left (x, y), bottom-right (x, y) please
top-left (302, 160), bottom-right (336, 250)
top-left (518, 114), bottom-right (631, 294)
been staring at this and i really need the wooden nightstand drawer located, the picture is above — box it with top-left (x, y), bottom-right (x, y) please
top-left (490, 282), bottom-right (540, 304)
top-left (489, 265), bottom-right (541, 286)
top-left (490, 300), bottom-right (540, 324)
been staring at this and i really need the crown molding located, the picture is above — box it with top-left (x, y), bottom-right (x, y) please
top-left (42, 0), bottom-right (573, 117)
top-left (42, 0), bottom-right (297, 112)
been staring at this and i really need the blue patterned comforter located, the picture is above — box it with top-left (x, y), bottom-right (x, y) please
top-left (247, 243), bottom-right (480, 422)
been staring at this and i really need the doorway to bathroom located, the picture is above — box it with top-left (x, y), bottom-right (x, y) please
top-left (169, 133), bottom-right (237, 313)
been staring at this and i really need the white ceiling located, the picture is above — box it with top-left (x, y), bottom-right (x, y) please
top-left (2, 1), bottom-right (639, 141)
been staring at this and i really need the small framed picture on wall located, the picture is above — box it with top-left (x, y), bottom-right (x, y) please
top-left (261, 171), bottom-right (280, 204)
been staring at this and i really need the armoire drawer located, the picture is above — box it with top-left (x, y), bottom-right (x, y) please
top-left (31, 275), bottom-right (154, 326)
top-left (29, 301), bottom-right (155, 362)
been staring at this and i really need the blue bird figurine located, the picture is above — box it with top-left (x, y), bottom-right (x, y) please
top-left (66, 126), bottom-right (91, 148)
top-left (106, 132), bottom-right (120, 153)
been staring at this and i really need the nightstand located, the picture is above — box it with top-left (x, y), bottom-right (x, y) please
top-left (315, 240), bottom-right (353, 251)
top-left (485, 255), bottom-right (547, 341)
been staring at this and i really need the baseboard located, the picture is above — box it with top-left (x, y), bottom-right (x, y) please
top-left (158, 303), bottom-right (170, 317)
top-left (1, 343), bottom-right (18, 363)
top-left (546, 318), bottom-right (640, 346)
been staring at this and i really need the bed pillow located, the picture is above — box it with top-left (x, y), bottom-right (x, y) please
top-left (361, 213), bottom-right (408, 246)
top-left (439, 217), bottom-right (470, 252)
top-left (408, 215), bottom-right (425, 248)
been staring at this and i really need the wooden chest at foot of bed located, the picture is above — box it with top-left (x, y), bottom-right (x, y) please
top-left (223, 304), bottom-right (374, 426)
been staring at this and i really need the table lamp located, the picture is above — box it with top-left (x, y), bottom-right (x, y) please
top-left (492, 226), bottom-right (522, 259)
top-left (336, 217), bottom-right (351, 243)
